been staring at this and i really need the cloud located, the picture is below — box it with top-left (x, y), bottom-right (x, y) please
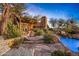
top-left (25, 4), bottom-right (71, 28)
top-left (26, 4), bottom-right (69, 20)
top-left (26, 4), bottom-right (43, 16)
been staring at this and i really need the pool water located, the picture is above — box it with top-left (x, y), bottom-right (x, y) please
top-left (60, 37), bottom-right (79, 53)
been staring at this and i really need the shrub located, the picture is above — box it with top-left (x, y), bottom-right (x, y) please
top-left (5, 20), bottom-right (21, 38)
top-left (51, 50), bottom-right (71, 56)
top-left (46, 30), bottom-right (53, 36)
top-left (43, 29), bottom-right (53, 36)
top-left (66, 25), bottom-right (73, 33)
top-left (34, 28), bottom-right (45, 36)
top-left (48, 28), bottom-right (53, 31)
top-left (42, 35), bottom-right (54, 44)
top-left (7, 39), bottom-right (15, 48)
top-left (7, 38), bottom-right (24, 48)
top-left (33, 28), bottom-right (53, 36)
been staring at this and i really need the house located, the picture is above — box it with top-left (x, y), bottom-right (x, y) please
top-left (33, 16), bottom-right (48, 29)
top-left (20, 16), bottom-right (48, 35)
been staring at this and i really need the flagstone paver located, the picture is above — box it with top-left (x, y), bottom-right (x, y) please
top-left (0, 40), bottom-right (10, 56)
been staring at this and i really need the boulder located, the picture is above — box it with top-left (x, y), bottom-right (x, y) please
top-left (72, 34), bottom-right (79, 39)
top-left (0, 36), bottom-right (4, 40)
top-left (51, 34), bottom-right (60, 43)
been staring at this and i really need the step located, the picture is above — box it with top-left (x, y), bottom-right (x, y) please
top-left (23, 40), bottom-right (44, 44)
top-left (26, 36), bottom-right (44, 41)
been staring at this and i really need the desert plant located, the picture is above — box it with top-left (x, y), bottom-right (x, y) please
top-left (66, 25), bottom-right (73, 33)
top-left (7, 39), bottom-right (15, 48)
top-left (5, 20), bottom-right (21, 38)
top-left (46, 30), bottom-right (53, 36)
top-left (51, 50), bottom-right (71, 56)
top-left (7, 38), bottom-right (24, 48)
top-left (34, 28), bottom-right (45, 36)
top-left (42, 35), bottom-right (54, 44)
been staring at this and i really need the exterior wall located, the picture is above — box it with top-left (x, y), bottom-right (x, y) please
top-left (40, 16), bottom-right (47, 29)
top-left (21, 23), bottom-right (28, 35)
top-left (21, 16), bottom-right (48, 33)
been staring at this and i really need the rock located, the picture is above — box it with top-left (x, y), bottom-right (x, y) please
top-left (26, 36), bottom-right (44, 41)
top-left (33, 44), bottom-right (51, 56)
top-left (72, 34), bottom-right (79, 39)
top-left (0, 40), bottom-right (10, 55)
top-left (51, 34), bottom-right (60, 43)
top-left (3, 44), bottom-right (33, 56)
top-left (34, 44), bottom-right (50, 51)
top-left (0, 36), bottom-right (4, 40)
top-left (61, 31), bottom-right (66, 35)
top-left (66, 34), bottom-right (79, 39)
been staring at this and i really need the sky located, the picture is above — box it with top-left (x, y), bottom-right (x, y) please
top-left (26, 3), bottom-right (79, 21)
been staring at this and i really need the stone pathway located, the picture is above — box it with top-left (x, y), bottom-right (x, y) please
top-left (26, 36), bottom-right (44, 41)
top-left (3, 46), bottom-right (33, 56)
top-left (3, 44), bottom-right (51, 56)
top-left (33, 44), bottom-right (51, 56)
top-left (1, 35), bottom-right (75, 56)
top-left (0, 36), bottom-right (44, 56)
top-left (0, 40), bottom-right (10, 56)
top-left (3, 43), bottom-right (72, 56)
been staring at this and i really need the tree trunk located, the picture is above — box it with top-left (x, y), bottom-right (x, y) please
top-left (0, 4), bottom-right (10, 35)
top-left (12, 12), bottom-right (22, 33)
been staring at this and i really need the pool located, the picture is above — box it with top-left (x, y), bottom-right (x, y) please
top-left (60, 37), bottom-right (79, 53)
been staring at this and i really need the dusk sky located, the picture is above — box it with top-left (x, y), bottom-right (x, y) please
top-left (26, 3), bottom-right (79, 21)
